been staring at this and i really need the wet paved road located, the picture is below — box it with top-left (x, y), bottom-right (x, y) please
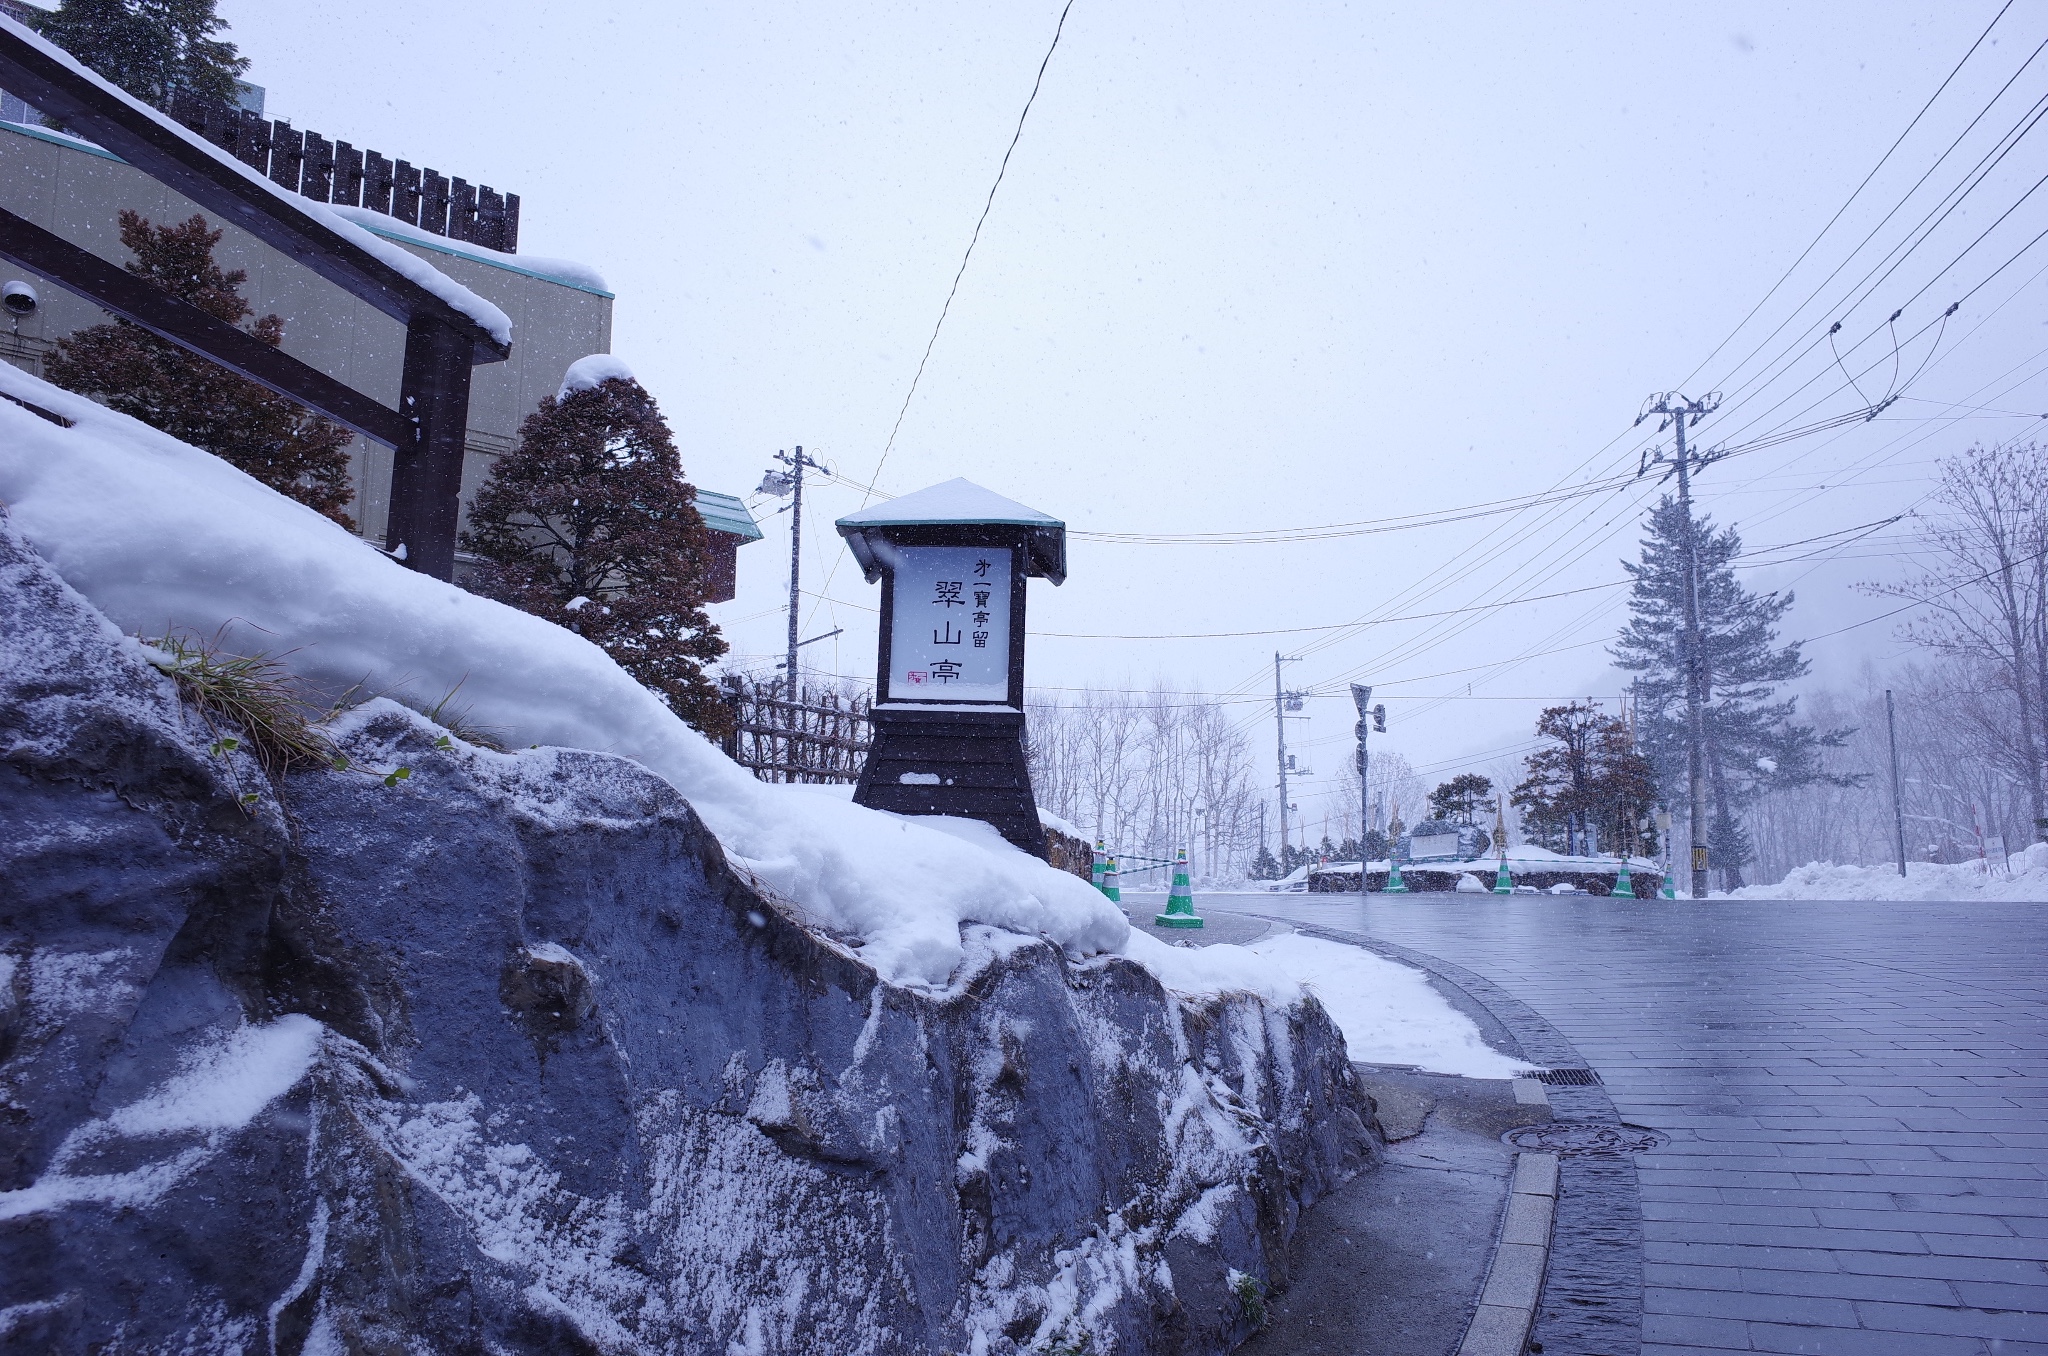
top-left (1197, 893), bottom-right (2048, 1355)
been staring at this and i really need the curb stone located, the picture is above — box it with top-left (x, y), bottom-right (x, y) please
top-left (1258, 917), bottom-right (1646, 1356)
top-left (1458, 1150), bottom-right (1559, 1356)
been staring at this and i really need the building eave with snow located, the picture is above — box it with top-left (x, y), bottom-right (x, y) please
top-left (0, 83), bottom-right (757, 589)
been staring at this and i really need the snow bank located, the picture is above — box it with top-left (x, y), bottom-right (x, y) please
top-left (1129, 929), bottom-right (1524, 1078)
top-left (0, 364), bottom-right (1143, 989)
top-left (0, 17), bottom-right (512, 346)
top-left (1730, 843), bottom-right (2048, 902)
top-left (1241, 934), bottom-right (1525, 1078)
top-left (557, 353), bottom-right (636, 400)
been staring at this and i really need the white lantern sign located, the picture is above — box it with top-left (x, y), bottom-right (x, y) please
top-left (886, 545), bottom-right (1012, 702)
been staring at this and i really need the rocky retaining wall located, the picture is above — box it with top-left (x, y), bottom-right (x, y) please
top-left (0, 519), bottom-right (1373, 1355)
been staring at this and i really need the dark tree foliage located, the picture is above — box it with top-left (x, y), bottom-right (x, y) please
top-left (463, 375), bottom-right (732, 739)
top-left (1612, 497), bottom-right (1857, 884)
top-left (28, 0), bottom-right (248, 109)
top-left (1511, 702), bottom-right (1660, 857)
top-left (44, 212), bottom-right (356, 527)
top-left (1428, 773), bottom-right (1496, 825)
top-left (1248, 844), bottom-right (1282, 880)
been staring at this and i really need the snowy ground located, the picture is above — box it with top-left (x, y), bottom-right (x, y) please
top-left (1730, 842), bottom-right (2048, 902)
top-left (1241, 933), bottom-right (1526, 1079)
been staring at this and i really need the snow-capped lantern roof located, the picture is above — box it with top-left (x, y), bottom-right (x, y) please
top-left (836, 477), bottom-right (1066, 584)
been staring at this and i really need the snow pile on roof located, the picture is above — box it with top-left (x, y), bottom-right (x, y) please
top-left (836, 477), bottom-right (1062, 528)
top-left (0, 17), bottom-right (512, 347)
top-left (1730, 843), bottom-right (2048, 902)
top-left (325, 202), bottom-right (610, 294)
top-left (0, 364), bottom-right (1182, 990)
top-left (303, 200), bottom-right (514, 345)
top-left (557, 353), bottom-right (635, 400)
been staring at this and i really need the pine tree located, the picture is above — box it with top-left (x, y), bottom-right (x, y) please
top-left (1510, 702), bottom-right (1659, 856)
top-left (1427, 773), bottom-right (1496, 825)
top-left (44, 212), bottom-right (356, 527)
top-left (1248, 844), bottom-right (1281, 880)
top-left (28, 0), bottom-right (248, 109)
top-left (463, 373), bottom-right (732, 739)
top-left (1612, 497), bottom-right (1856, 885)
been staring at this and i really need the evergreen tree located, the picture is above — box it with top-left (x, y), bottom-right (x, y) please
top-left (1510, 701), bottom-right (1659, 855)
top-left (1427, 773), bottom-right (1496, 825)
top-left (28, 0), bottom-right (248, 109)
top-left (45, 212), bottom-right (356, 527)
top-left (463, 373), bottom-right (732, 739)
top-left (1612, 497), bottom-right (1856, 885)
top-left (1248, 843), bottom-right (1281, 880)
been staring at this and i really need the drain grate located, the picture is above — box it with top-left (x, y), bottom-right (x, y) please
top-left (1533, 1067), bottom-right (1602, 1086)
top-left (1503, 1122), bottom-right (1668, 1156)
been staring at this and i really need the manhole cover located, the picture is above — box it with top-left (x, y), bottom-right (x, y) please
top-left (1503, 1122), bottom-right (1668, 1156)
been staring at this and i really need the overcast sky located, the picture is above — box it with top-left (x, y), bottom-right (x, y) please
top-left (226, 1), bottom-right (2041, 827)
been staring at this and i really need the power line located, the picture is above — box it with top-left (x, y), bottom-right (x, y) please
top-left (1676, 0), bottom-right (2017, 392)
top-left (861, 0), bottom-right (1077, 504)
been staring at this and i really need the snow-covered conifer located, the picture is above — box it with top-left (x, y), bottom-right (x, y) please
top-left (1612, 497), bottom-right (1856, 885)
top-left (1510, 702), bottom-right (1658, 856)
top-left (1427, 773), bottom-right (1496, 826)
top-left (44, 212), bottom-right (356, 528)
top-left (27, 0), bottom-right (249, 110)
top-left (461, 373), bottom-right (732, 739)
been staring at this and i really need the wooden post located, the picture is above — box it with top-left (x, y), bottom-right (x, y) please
top-left (387, 316), bottom-right (473, 580)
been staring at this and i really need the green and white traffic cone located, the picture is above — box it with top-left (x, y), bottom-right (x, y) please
top-left (1660, 869), bottom-right (1676, 900)
top-left (1613, 857), bottom-right (1635, 899)
top-left (1155, 848), bottom-right (1203, 928)
top-left (1103, 855), bottom-right (1122, 905)
top-left (1091, 839), bottom-right (1106, 895)
top-left (1491, 807), bottom-right (1513, 895)
top-left (1383, 858), bottom-right (1409, 894)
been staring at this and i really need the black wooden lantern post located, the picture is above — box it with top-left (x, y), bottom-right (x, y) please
top-left (837, 479), bottom-right (1065, 855)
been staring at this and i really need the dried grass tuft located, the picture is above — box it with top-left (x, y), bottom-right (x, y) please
top-left (147, 632), bottom-right (337, 779)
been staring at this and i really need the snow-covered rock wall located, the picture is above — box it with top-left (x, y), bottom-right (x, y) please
top-left (0, 519), bottom-right (1373, 1354)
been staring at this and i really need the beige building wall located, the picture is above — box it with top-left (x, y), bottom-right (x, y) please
top-left (0, 118), bottom-right (613, 545)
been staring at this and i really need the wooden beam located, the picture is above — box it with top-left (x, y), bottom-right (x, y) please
top-left (386, 316), bottom-right (473, 578)
top-left (0, 19), bottom-right (508, 363)
top-left (0, 206), bottom-right (412, 450)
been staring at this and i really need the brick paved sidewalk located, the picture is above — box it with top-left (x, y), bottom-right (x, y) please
top-left (1205, 894), bottom-right (2048, 1356)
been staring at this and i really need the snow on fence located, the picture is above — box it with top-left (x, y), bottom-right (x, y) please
top-left (719, 674), bottom-right (872, 785)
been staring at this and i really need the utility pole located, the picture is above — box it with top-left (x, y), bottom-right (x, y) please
top-left (757, 446), bottom-right (823, 694)
top-left (1273, 654), bottom-right (1306, 861)
top-left (1886, 689), bottom-right (1909, 877)
top-left (1638, 391), bottom-right (1723, 899)
top-left (1351, 683), bottom-right (1385, 894)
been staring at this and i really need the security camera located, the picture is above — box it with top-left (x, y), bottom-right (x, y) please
top-left (1, 281), bottom-right (37, 319)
